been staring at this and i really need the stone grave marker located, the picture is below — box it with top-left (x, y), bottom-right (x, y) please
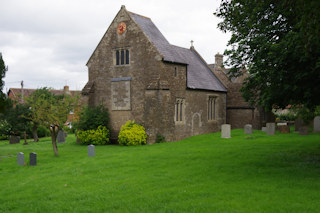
top-left (266, 123), bottom-right (275, 135)
top-left (278, 125), bottom-right (290, 133)
top-left (244, 124), bottom-right (253, 134)
top-left (17, 152), bottom-right (24, 166)
top-left (10, 136), bottom-right (20, 144)
top-left (299, 126), bottom-right (309, 135)
top-left (261, 127), bottom-right (267, 132)
top-left (29, 152), bottom-right (37, 166)
top-left (221, 124), bottom-right (231, 138)
top-left (88, 145), bottom-right (95, 157)
top-left (295, 117), bottom-right (303, 132)
top-left (314, 116), bottom-right (320, 133)
top-left (57, 130), bottom-right (66, 143)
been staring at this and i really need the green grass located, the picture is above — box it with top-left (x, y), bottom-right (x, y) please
top-left (1, 130), bottom-right (320, 212)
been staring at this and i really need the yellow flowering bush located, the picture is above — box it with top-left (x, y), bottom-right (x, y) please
top-left (77, 125), bottom-right (110, 145)
top-left (118, 120), bottom-right (147, 146)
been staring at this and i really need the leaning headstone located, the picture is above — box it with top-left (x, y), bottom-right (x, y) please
top-left (29, 152), bottom-right (37, 166)
top-left (17, 152), bottom-right (24, 166)
top-left (279, 125), bottom-right (290, 133)
top-left (9, 136), bottom-right (20, 144)
top-left (221, 124), bottom-right (231, 138)
top-left (88, 145), bottom-right (95, 157)
top-left (244, 124), bottom-right (253, 134)
top-left (299, 126), bottom-right (309, 135)
top-left (295, 117), bottom-right (303, 132)
top-left (266, 123), bottom-right (275, 135)
top-left (262, 127), bottom-right (267, 132)
top-left (314, 116), bottom-right (320, 133)
top-left (57, 130), bottom-right (66, 143)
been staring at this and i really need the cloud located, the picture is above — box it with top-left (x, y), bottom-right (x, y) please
top-left (1, 0), bottom-right (230, 92)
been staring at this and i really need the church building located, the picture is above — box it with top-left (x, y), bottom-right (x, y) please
top-left (82, 6), bottom-right (246, 142)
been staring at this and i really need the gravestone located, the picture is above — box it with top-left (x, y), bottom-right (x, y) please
top-left (29, 152), bottom-right (37, 166)
top-left (244, 124), bottom-right (253, 134)
top-left (10, 136), bottom-right (20, 144)
top-left (279, 125), bottom-right (290, 133)
top-left (314, 116), bottom-right (320, 133)
top-left (88, 145), bottom-right (95, 157)
top-left (221, 124), bottom-right (231, 138)
top-left (57, 130), bottom-right (66, 143)
top-left (17, 152), bottom-right (24, 166)
top-left (266, 123), bottom-right (275, 135)
top-left (295, 117), bottom-right (303, 132)
top-left (262, 127), bottom-right (267, 132)
top-left (299, 126), bottom-right (309, 135)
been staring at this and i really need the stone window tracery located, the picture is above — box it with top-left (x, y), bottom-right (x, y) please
top-left (208, 96), bottom-right (217, 121)
top-left (175, 98), bottom-right (185, 124)
top-left (115, 48), bottom-right (130, 66)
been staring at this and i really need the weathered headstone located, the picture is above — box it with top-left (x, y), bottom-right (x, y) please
top-left (295, 117), bottom-right (304, 132)
top-left (244, 124), bottom-right (253, 134)
top-left (57, 130), bottom-right (66, 143)
top-left (9, 136), bottom-right (20, 144)
top-left (266, 123), bottom-right (275, 135)
top-left (221, 124), bottom-right (231, 138)
top-left (299, 126), bottom-right (309, 135)
top-left (314, 116), bottom-right (320, 133)
top-left (88, 145), bottom-right (95, 157)
top-left (278, 125), bottom-right (290, 133)
top-left (17, 152), bottom-right (24, 166)
top-left (29, 152), bottom-right (37, 166)
top-left (262, 127), bottom-right (267, 132)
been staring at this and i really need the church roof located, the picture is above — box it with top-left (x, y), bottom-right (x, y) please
top-left (129, 11), bottom-right (227, 92)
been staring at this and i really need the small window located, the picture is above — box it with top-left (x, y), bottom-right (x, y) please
top-left (208, 96), bottom-right (217, 121)
top-left (174, 67), bottom-right (177, 77)
top-left (126, 50), bottom-right (130, 64)
top-left (115, 48), bottom-right (130, 66)
top-left (175, 98), bottom-right (185, 123)
top-left (116, 50), bottom-right (120, 65)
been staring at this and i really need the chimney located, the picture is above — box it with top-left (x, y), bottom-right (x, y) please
top-left (215, 52), bottom-right (223, 68)
top-left (64, 85), bottom-right (70, 95)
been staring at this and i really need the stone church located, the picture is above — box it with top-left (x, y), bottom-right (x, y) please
top-left (82, 6), bottom-right (263, 142)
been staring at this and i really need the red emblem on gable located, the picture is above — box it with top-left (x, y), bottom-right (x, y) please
top-left (117, 22), bottom-right (127, 35)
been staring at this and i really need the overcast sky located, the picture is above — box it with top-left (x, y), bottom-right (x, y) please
top-left (1, 0), bottom-right (230, 92)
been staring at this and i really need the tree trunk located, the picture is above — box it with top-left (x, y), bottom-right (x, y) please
top-left (50, 127), bottom-right (59, 156)
top-left (32, 124), bottom-right (39, 142)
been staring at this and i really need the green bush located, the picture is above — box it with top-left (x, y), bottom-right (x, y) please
top-left (74, 105), bottom-right (110, 131)
top-left (118, 120), bottom-right (147, 146)
top-left (77, 126), bottom-right (110, 145)
top-left (156, 133), bottom-right (165, 143)
top-left (37, 125), bottom-right (50, 138)
top-left (277, 113), bottom-right (297, 121)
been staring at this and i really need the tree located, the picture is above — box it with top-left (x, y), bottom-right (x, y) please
top-left (26, 88), bottom-right (79, 155)
top-left (0, 100), bottom-right (31, 137)
top-left (215, 0), bottom-right (320, 111)
top-left (0, 53), bottom-right (8, 113)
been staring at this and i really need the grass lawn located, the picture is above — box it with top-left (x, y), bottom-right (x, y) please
top-left (1, 129), bottom-right (320, 212)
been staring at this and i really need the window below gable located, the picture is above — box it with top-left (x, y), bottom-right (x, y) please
top-left (115, 48), bottom-right (130, 66)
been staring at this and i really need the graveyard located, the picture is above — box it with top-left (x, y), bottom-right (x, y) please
top-left (1, 129), bottom-right (320, 212)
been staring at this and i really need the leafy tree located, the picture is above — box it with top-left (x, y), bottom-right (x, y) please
top-left (74, 105), bottom-right (110, 131)
top-left (26, 88), bottom-right (79, 155)
top-left (215, 0), bottom-right (320, 111)
top-left (0, 53), bottom-right (8, 113)
top-left (0, 100), bottom-right (31, 137)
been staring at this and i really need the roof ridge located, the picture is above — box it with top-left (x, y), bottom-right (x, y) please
top-left (128, 11), bottom-right (151, 19)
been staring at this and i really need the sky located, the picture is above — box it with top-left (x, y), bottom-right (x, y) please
top-left (1, 0), bottom-right (230, 93)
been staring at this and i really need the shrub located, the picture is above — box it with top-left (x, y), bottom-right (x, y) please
top-left (37, 125), bottom-right (50, 138)
top-left (74, 105), bottom-right (110, 131)
top-left (277, 113), bottom-right (297, 121)
top-left (156, 133), bottom-right (165, 143)
top-left (118, 120), bottom-right (147, 146)
top-left (77, 126), bottom-right (110, 145)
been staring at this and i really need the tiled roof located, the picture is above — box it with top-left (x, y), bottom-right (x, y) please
top-left (8, 87), bottom-right (81, 103)
top-left (129, 11), bottom-right (227, 92)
